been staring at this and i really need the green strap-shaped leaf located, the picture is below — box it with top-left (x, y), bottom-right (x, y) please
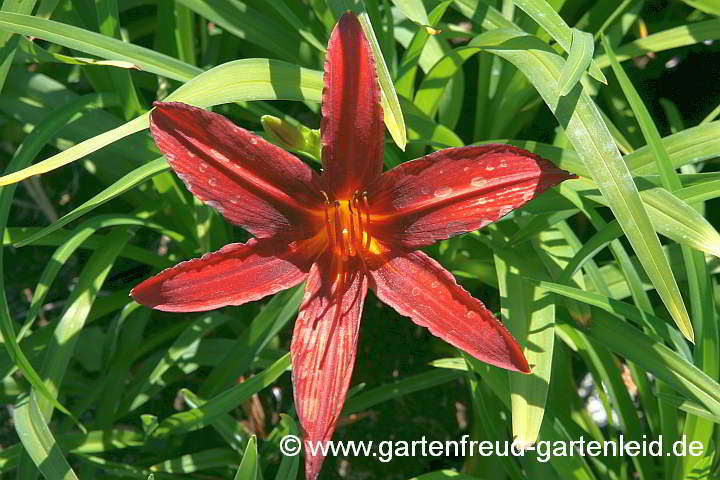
top-left (150, 448), bottom-right (240, 474)
top-left (34, 227), bottom-right (133, 421)
top-left (471, 28), bottom-right (693, 341)
top-left (0, 0), bottom-right (37, 91)
top-left (391, 0), bottom-right (430, 27)
top-left (543, 283), bottom-right (720, 418)
top-left (151, 353), bottom-right (291, 438)
top-left (510, 0), bottom-right (606, 83)
top-left (273, 415), bottom-right (301, 480)
top-left (395, 0), bottom-right (452, 99)
top-left (16, 158), bottom-right (169, 247)
top-left (13, 396), bottom-right (79, 480)
top-left (233, 436), bottom-right (258, 480)
top-left (595, 19), bottom-right (720, 67)
top-left (0, 94), bottom-right (115, 428)
top-left (493, 244), bottom-right (555, 447)
top-left (175, 0), bottom-right (305, 63)
top-left (557, 28), bottom-right (595, 97)
top-left (0, 58), bottom-right (323, 186)
top-left (343, 369), bottom-right (463, 414)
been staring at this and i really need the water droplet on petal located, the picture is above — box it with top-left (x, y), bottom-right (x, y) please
top-left (463, 167), bottom-right (470, 172)
top-left (471, 177), bottom-right (487, 187)
top-left (199, 162), bottom-right (208, 172)
top-left (486, 166), bottom-right (495, 171)
top-left (430, 281), bottom-right (439, 289)
top-left (208, 177), bottom-right (217, 187)
top-left (434, 186), bottom-right (452, 197)
top-left (411, 287), bottom-right (420, 296)
top-left (466, 311), bottom-right (478, 319)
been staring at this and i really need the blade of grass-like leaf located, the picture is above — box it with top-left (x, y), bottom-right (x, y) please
top-left (262, 0), bottom-right (327, 52)
top-left (15, 157), bottom-right (169, 247)
top-left (602, 35), bottom-right (681, 193)
top-left (150, 448), bottom-right (240, 473)
top-left (199, 286), bottom-right (303, 397)
top-left (182, 389), bottom-right (249, 453)
top-left (13, 395), bottom-right (79, 480)
top-left (603, 40), bottom-right (719, 476)
top-left (0, 59), bottom-right (323, 186)
top-left (233, 436), bottom-right (258, 480)
top-left (95, 0), bottom-right (144, 120)
top-left (327, 0), bottom-right (408, 150)
top-left (562, 307), bottom-right (720, 418)
top-left (274, 414), bottom-right (301, 480)
top-left (391, 0), bottom-right (430, 27)
top-left (555, 325), bottom-right (655, 479)
top-left (537, 280), bottom-right (720, 409)
top-left (464, 355), bottom-right (597, 480)
top-left (175, 0), bottom-right (304, 62)
top-left (0, 93), bottom-right (116, 426)
top-left (557, 28), bottom-right (594, 97)
top-left (395, 0), bottom-right (451, 99)
top-left (126, 313), bottom-right (231, 411)
top-left (569, 179), bottom-right (720, 258)
top-left (20, 214), bottom-right (182, 343)
top-left (595, 19), bottom-right (720, 67)
top-left (400, 97), bottom-right (464, 147)
top-left (493, 244), bottom-right (555, 447)
top-left (0, 12), bottom-right (199, 81)
top-left (510, 0), bottom-right (606, 83)
top-left (472, 28), bottom-right (692, 341)
top-left (679, 0), bottom-right (720, 15)
top-left (151, 353), bottom-right (290, 438)
top-left (343, 369), bottom-right (463, 414)
top-left (4, 227), bottom-right (172, 270)
top-left (0, 0), bottom-right (37, 92)
top-left (533, 223), bottom-right (592, 325)
top-left (33, 227), bottom-right (133, 421)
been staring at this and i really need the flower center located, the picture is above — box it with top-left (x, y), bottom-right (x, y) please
top-left (322, 191), bottom-right (371, 257)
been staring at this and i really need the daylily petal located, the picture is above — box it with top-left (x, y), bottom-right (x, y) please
top-left (150, 102), bottom-right (324, 238)
top-left (131, 236), bottom-right (318, 312)
top-left (322, 13), bottom-right (384, 199)
top-left (366, 145), bottom-right (575, 248)
top-left (367, 249), bottom-right (530, 373)
top-left (291, 253), bottom-right (367, 480)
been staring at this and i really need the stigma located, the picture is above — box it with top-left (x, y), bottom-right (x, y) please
top-left (322, 191), bottom-right (372, 258)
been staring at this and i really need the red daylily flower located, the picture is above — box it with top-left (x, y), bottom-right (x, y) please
top-left (131, 12), bottom-right (574, 480)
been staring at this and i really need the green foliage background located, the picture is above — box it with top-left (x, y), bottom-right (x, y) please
top-left (1, 0), bottom-right (720, 479)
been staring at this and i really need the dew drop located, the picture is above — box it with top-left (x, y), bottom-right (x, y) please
top-left (198, 162), bottom-right (208, 172)
top-left (486, 166), bottom-right (495, 171)
top-left (411, 287), bottom-right (420, 296)
top-left (471, 177), bottom-right (487, 187)
top-left (230, 196), bottom-right (239, 205)
top-left (250, 137), bottom-right (258, 145)
top-left (208, 177), bottom-right (217, 187)
top-left (463, 167), bottom-right (470, 172)
top-left (434, 186), bottom-right (452, 197)
top-left (430, 281), bottom-right (439, 289)
top-left (466, 311), bottom-right (478, 319)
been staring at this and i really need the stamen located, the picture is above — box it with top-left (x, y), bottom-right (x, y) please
top-left (347, 197), bottom-right (357, 256)
top-left (333, 201), bottom-right (346, 257)
top-left (321, 190), bottom-right (372, 257)
top-left (362, 192), bottom-right (371, 249)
